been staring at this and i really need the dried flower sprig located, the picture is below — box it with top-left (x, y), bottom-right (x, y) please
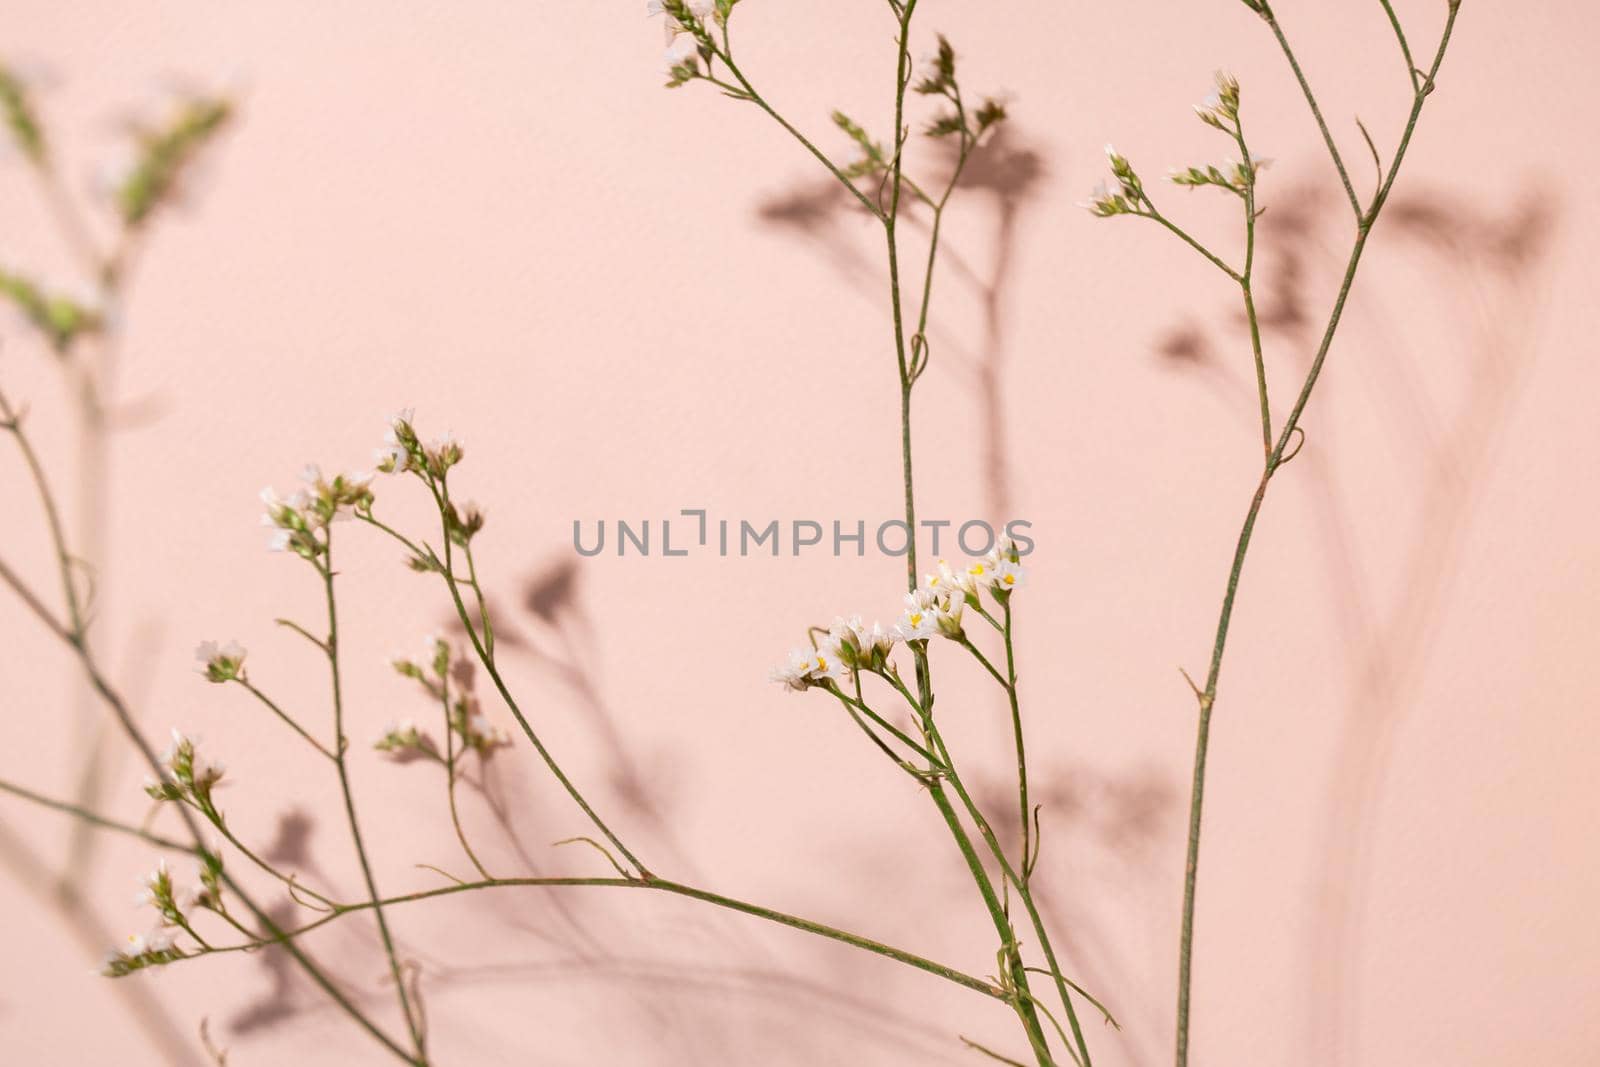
top-left (1085, 5), bottom-right (1464, 1063)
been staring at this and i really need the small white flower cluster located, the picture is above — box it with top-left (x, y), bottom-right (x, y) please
top-left (771, 537), bottom-right (1028, 692)
top-left (134, 857), bottom-right (219, 925)
top-left (194, 639), bottom-right (246, 683)
top-left (1193, 70), bottom-right (1241, 130)
top-left (101, 927), bottom-right (181, 978)
top-left (374, 408), bottom-right (463, 481)
top-left (374, 718), bottom-right (436, 762)
top-left (104, 853), bottom-right (223, 977)
top-left (381, 635), bottom-right (512, 759)
top-left (145, 728), bottom-right (226, 807)
top-left (647, 0), bottom-right (722, 85)
top-left (453, 700), bottom-right (513, 754)
top-left (260, 464), bottom-right (374, 558)
top-left (1085, 144), bottom-right (1145, 218)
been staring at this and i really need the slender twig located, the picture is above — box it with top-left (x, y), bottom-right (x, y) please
top-left (235, 678), bottom-right (338, 761)
top-left (1261, 4), bottom-right (1364, 220)
top-left (439, 665), bottom-right (492, 880)
top-left (1173, 9), bottom-right (1460, 1065)
top-left (1000, 599), bottom-right (1031, 883)
top-left (198, 804), bottom-right (340, 909)
top-left (1233, 113), bottom-right (1273, 459)
top-left (706, 44), bottom-right (883, 221)
top-left (319, 536), bottom-right (427, 1060)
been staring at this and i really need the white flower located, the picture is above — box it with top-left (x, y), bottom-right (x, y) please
top-left (375, 719), bottom-right (434, 760)
top-left (962, 558), bottom-right (997, 590)
top-left (804, 639), bottom-right (852, 685)
top-left (665, 33), bottom-right (698, 68)
top-left (932, 592), bottom-right (965, 638)
top-left (894, 598), bottom-right (938, 642)
top-left (993, 560), bottom-right (1026, 592)
top-left (923, 558), bottom-right (975, 597)
top-left (425, 430), bottom-right (463, 471)
top-left (135, 859), bottom-right (171, 909)
top-left (769, 647), bottom-right (814, 691)
top-left (464, 710), bottom-right (511, 750)
top-left (374, 440), bottom-right (409, 474)
top-left (194, 639), bottom-right (246, 682)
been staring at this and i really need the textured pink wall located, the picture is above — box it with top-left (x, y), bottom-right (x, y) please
top-left (2, 1), bottom-right (1597, 1064)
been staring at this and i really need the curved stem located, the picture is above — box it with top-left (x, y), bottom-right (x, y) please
top-left (427, 478), bottom-right (649, 879)
top-left (708, 45), bottom-right (883, 221)
top-left (440, 670), bottom-right (492, 881)
top-left (1262, 5), bottom-right (1363, 220)
top-left (201, 804), bottom-right (340, 909)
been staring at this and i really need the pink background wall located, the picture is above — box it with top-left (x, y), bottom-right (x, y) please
top-left (2, 1), bottom-right (1597, 1063)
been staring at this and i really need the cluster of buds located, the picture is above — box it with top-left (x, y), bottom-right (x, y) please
top-left (923, 535), bottom-right (1028, 600)
top-left (101, 928), bottom-right (182, 978)
top-left (383, 636), bottom-right (512, 758)
top-left (145, 729), bottom-right (226, 808)
top-left (1168, 159), bottom-right (1267, 197)
top-left (194, 639), bottom-right (246, 683)
top-left (135, 856), bottom-right (220, 925)
top-left (374, 719), bottom-right (437, 762)
top-left (444, 499), bottom-right (486, 546)
top-left (114, 92), bottom-right (232, 229)
top-left (771, 536), bottom-right (1029, 690)
top-left (450, 695), bottom-right (513, 754)
top-left (261, 465), bottom-right (374, 558)
top-left (1193, 70), bottom-right (1241, 131)
top-left (770, 637), bottom-right (858, 692)
top-left (913, 35), bottom-right (1008, 141)
top-left (0, 269), bottom-right (102, 354)
top-left (1086, 144), bottom-right (1148, 217)
top-left (374, 409), bottom-right (464, 481)
top-left (893, 586), bottom-right (967, 643)
top-left (1171, 73), bottom-right (1268, 197)
top-left (648, 0), bottom-right (730, 86)
top-left (0, 62), bottom-right (45, 165)
top-left (111, 852), bottom-right (230, 973)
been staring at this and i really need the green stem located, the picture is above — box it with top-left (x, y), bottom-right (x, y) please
top-left (236, 678), bottom-right (338, 761)
top-left (1235, 115), bottom-right (1273, 460)
top-left (708, 46), bottom-right (883, 221)
top-left (0, 776), bottom-right (189, 851)
top-left (1173, 10), bottom-right (1459, 1064)
top-left (0, 384), bottom-right (418, 1064)
top-left (1262, 5), bottom-right (1362, 220)
top-left (319, 541), bottom-right (426, 1060)
top-left (432, 479), bottom-right (648, 878)
top-left (440, 671), bottom-right (492, 880)
top-left (1001, 600), bottom-right (1031, 882)
top-left (201, 804), bottom-right (340, 909)
top-left (1139, 207), bottom-right (1242, 283)
top-left (926, 722), bottom-right (1093, 1067)
top-left (199, 876), bottom-right (1008, 1000)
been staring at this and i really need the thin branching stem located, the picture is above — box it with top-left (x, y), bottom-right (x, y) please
top-left (439, 667), bottom-right (492, 880)
top-left (1261, 4), bottom-right (1363, 220)
top-left (1173, 9), bottom-right (1460, 1065)
top-left (318, 537), bottom-right (427, 1060)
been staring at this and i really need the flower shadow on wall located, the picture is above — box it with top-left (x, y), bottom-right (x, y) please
top-left (1155, 173), bottom-right (1557, 1062)
top-left (757, 124), bottom-right (1046, 525)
